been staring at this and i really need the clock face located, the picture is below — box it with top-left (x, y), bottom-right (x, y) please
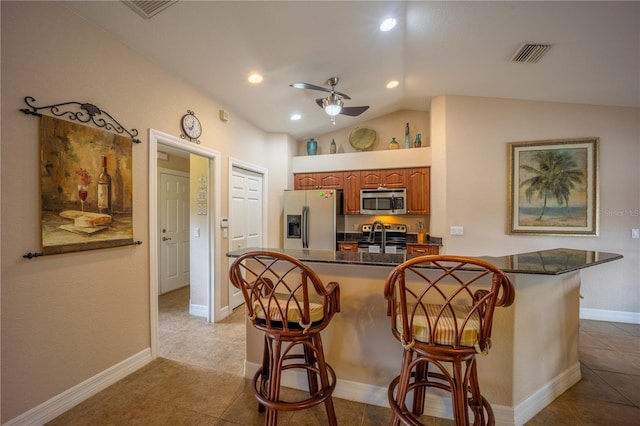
top-left (181, 113), bottom-right (202, 139)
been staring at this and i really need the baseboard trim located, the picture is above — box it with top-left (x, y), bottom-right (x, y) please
top-left (245, 360), bottom-right (581, 426)
top-left (5, 349), bottom-right (153, 426)
top-left (189, 303), bottom-right (208, 318)
top-left (580, 308), bottom-right (640, 324)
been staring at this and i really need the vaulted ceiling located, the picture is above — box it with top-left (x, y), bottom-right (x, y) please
top-left (63, 1), bottom-right (640, 140)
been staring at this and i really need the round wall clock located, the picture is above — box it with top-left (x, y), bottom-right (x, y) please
top-left (181, 110), bottom-right (202, 142)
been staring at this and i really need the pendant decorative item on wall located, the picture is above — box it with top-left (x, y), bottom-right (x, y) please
top-left (19, 96), bottom-right (141, 258)
top-left (180, 110), bottom-right (202, 144)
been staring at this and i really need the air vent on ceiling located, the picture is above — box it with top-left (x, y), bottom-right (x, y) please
top-left (511, 42), bottom-right (552, 64)
top-left (123, 1), bottom-right (177, 19)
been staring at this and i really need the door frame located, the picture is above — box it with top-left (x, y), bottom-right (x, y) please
top-left (228, 158), bottom-right (269, 308)
top-left (149, 129), bottom-right (221, 358)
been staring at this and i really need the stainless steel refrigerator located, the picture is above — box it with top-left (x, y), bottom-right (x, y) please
top-left (284, 189), bottom-right (344, 250)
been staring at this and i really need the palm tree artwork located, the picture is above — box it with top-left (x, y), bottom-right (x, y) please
top-left (518, 148), bottom-right (586, 226)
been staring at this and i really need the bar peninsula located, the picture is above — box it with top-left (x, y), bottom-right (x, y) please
top-left (226, 248), bottom-right (622, 425)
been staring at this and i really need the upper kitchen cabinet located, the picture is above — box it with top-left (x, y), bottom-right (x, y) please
top-left (360, 169), bottom-right (407, 189)
top-left (294, 172), bottom-right (343, 190)
top-left (343, 170), bottom-right (361, 214)
top-left (406, 167), bottom-right (430, 214)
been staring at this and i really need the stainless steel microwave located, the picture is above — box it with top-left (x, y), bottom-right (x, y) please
top-left (360, 188), bottom-right (406, 215)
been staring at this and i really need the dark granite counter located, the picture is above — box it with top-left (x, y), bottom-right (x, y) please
top-left (226, 247), bottom-right (622, 275)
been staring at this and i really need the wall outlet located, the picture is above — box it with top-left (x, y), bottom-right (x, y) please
top-left (632, 228), bottom-right (640, 239)
top-left (450, 226), bottom-right (464, 236)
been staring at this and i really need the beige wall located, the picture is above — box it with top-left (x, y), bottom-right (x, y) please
top-left (0, 2), bottom-right (287, 421)
top-left (431, 95), bottom-right (640, 314)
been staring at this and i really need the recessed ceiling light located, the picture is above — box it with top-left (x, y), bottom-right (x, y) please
top-left (380, 17), bottom-right (396, 32)
top-left (290, 114), bottom-right (301, 121)
top-left (386, 80), bottom-right (399, 89)
top-left (248, 73), bottom-right (263, 84)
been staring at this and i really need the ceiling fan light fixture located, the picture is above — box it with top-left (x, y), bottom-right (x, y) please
top-left (323, 96), bottom-right (343, 116)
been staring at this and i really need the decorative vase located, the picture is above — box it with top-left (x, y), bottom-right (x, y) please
top-left (414, 133), bottom-right (422, 148)
top-left (388, 137), bottom-right (400, 150)
top-left (330, 139), bottom-right (337, 154)
top-left (306, 138), bottom-right (318, 155)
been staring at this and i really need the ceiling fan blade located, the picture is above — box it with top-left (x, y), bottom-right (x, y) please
top-left (340, 105), bottom-right (369, 116)
top-left (293, 82), bottom-right (351, 100)
top-left (291, 82), bottom-right (332, 93)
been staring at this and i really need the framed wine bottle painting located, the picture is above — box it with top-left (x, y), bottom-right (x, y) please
top-left (39, 115), bottom-right (133, 254)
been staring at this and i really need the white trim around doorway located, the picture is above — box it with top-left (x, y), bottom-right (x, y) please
top-left (148, 129), bottom-right (221, 359)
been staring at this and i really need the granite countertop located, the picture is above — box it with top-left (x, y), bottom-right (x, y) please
top-left (226, 247), bottom-right (622, 275)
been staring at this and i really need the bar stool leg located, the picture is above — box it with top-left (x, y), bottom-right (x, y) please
top-left (312, 333), bottom-right (337, 426)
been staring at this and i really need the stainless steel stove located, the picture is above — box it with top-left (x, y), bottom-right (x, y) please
top-left (359, 223), bottom-right (407, 252)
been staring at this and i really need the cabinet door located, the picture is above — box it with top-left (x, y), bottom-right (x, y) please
top-left (382, 169), bottom-right (406, 188)
top-left (343, 171), bottom-right (361, 214)
top-left (294, 173), bottom-right (319, 190)
top-left (360, 170), bottom-right (383, 189)
top-left (406, 167), bottom-right (430, 214)
top-left (317, 172), bottom-right (343, 189)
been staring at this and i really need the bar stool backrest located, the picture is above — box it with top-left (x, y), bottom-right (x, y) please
top-left (384, 255), bottom-right (515, 353)
top-left (229, 250), bottom-right (340, 336)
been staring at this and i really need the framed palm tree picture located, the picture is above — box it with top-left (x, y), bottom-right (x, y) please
top-left (508, 138), bottom-right (599, 235)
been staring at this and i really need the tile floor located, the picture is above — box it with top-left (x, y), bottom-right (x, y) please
top-left (48, 287), bottom-right (640, 425)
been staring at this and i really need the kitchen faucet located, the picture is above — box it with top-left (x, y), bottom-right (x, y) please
top-left (368, 220), bottom-right (386, 253)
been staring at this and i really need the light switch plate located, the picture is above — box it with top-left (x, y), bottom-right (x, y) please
top-left (450, 226), bottom-right (464, 236)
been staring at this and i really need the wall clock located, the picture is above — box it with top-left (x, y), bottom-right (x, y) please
top-left (180, 110), bottom-right (202, 143)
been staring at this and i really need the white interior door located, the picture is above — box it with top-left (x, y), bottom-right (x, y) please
top-left (159, 171), bottom-right (190, 294)
top-left (229, 166), bottom-right (263, 310)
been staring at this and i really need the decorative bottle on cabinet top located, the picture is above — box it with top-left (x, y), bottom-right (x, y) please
top-left (414, 133), bottom-right (422, 148)
top-left (404, 123), bottom-right (410, 148)
top-left (330, 138), bottom-right (337, 154)
top-left (389, 137), bottom-right (400, 150)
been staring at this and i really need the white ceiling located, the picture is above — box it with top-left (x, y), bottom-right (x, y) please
top-left (63, 1), bottom-right (639, 140)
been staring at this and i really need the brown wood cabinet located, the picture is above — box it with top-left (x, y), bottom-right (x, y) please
top-left (337, 242), bottom-right (359, 252)
top-left (406, 244), bottom-right (439, 255)
top-left (294, 172), bottom-right (343, 190)
top-left (293, 167), bottom-right (429, 215)
top-left (406, 167), bottom-right (430, 214)
top-left (360, 169), bottom-right (406, 189)
top-left (343, 171), bottom-right (361, 214)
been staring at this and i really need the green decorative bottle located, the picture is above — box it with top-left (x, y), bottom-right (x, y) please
top-left (404, 123), bottom-right (410, 148)
top-left (414, 133), bottom-right (422, 148)
top-left (330, 138), bottom-right (337, 154)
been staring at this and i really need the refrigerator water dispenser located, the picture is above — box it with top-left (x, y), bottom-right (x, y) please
top-left (286, 215), bottom-right (302, 239)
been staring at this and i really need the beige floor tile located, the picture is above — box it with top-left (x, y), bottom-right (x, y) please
top-left (46, 293), bottom-right (640, 425)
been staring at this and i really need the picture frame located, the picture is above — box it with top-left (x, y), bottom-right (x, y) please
top-left (508, 137), bottom-right (599, 236)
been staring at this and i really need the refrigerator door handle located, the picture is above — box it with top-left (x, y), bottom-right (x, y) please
top-left (302, 205), bottom-right (309, 248)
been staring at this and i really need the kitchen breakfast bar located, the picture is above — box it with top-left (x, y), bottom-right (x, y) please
top-left (226, 248), bottom-right (622, 425)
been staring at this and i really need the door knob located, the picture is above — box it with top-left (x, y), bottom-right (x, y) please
top-left (162, 237), bottom-right (172, 241)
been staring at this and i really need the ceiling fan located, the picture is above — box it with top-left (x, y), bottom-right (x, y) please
top-left (290, 77), bottom-right (369, 123)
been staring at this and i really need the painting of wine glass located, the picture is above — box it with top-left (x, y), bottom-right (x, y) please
top-left (39, 115), bottom-right (133, 254)
top-left (508, 137), bottom-right (599, 236)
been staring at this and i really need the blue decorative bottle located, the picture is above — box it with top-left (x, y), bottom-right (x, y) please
top-left (306, 138), bottom-right (318, 155)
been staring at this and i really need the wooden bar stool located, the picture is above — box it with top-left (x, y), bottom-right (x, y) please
top-left (229, 250), bottom-right (340, 426)
top-left (384, 255), bottom-right (515, 426)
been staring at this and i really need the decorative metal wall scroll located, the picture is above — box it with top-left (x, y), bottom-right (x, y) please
top-left (20, 96), bottom-right (141, 144)
top-left (20, 96), bottom-right (142, 258)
